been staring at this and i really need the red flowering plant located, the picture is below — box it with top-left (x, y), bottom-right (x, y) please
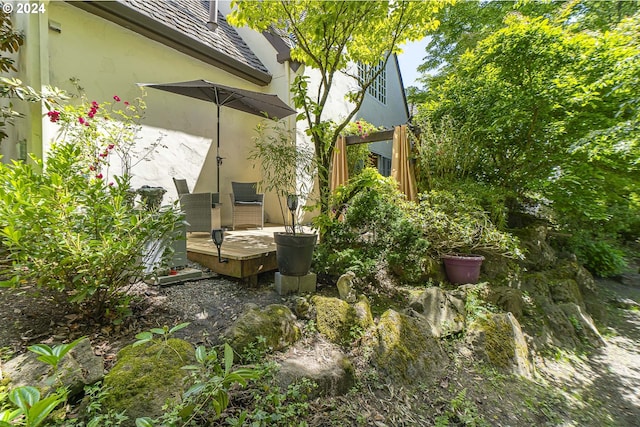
top-left (51, 90), bottom-right (165, 184)
top-left (0, 90), bottom-right (181, 323)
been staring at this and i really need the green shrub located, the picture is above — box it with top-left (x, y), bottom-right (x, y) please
top-left (409, 190), bottom-right (522, 259)
top-left (567, 233), bottom-right (628, 277)
top-left (313, 168), bottom-right (425, 278)
top-left (0, 94), bottom-right (181, 322)
top-left (313, 169), bottom-right (521, 282)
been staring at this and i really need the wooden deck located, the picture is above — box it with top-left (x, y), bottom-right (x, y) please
top-left (186, 225), bottom-right (285, 284)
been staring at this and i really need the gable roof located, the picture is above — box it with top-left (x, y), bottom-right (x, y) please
top-left (69, 0), bottom-right (272, 86)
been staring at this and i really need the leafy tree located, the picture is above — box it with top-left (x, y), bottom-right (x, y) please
top-left (230, 0), bottom-right (449, 212)
top-left (0, 10), bottom-right (22, 74)
top-left (415, 10), bottom-right (639, 274)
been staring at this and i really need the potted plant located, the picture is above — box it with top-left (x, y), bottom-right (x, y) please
top-left (412, 191), bottom-right (523, 284)
top-left (249, 118), bottom-right (317, 276)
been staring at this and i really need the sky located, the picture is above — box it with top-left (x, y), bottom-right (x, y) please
top-left (396, 37), bottom-right (430, 88)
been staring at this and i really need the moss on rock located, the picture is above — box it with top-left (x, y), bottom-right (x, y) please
top-left (225, 304), bottom-right (301, 356)
top-left (102, 338), bottom-right (195, 424)
top-left (312, 296), bottom-right (355, 344)
top-left (468, 313), bottom-right (533, 378)
top-left (373, 309), bottom-right (448, 383)
top-left (353, 295), bottom-right (374, 331)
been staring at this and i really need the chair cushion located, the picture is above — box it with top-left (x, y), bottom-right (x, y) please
top-left (235, 201), bottom-right (262, 206)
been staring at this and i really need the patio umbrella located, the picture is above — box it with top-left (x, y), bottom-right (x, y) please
top-left (139, 79), bottom-right (297, 192)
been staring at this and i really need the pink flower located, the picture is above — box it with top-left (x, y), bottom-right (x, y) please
top-left (47, 110), bottom-right (60, 123)
top-left (124, 101), bottom-right (129, 106)
top-left (107, 143), bottom-right (115, 150)
top-left (88, 111), bottom-right (96, 118)
top-left (91, 101), bottom-right (99, 109)
top-left (108, 182), bottom-right (114, 187)
top-left (113, 95), bottom-right (121, 102)
top-left (78, 117), bottom-right (86, 125)
top-left (96, 173), bottom-right (103, 179)
top-left (89, 165), bottom-right (96, 171)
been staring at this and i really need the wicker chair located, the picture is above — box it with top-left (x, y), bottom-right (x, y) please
top-left (230, 182), bottom-right (264, 229)
top-left (172, 178), bottom-right (221, 232)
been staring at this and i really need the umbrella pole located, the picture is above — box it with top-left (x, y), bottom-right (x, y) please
top-left (216, 102), bottom-right (221, 194)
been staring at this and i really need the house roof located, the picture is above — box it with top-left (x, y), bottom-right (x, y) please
top-left (69, 0), bottom-right (272, 86)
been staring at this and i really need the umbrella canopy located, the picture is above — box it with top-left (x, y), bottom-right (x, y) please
top-left (139, 79), bottom-right (297, 192)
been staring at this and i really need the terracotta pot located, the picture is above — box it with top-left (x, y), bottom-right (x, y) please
top-left (442, 254), bottom-right (485, 284)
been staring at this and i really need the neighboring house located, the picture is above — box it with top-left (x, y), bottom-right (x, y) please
top-left (5, 0), bottom-right (407, 226)
top-left (357, 57), bottom-right (411, 176)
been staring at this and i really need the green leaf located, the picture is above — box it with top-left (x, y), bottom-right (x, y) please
top-left (183, 383), bottom-right (206, 399)
top-left (27, 393), bottom-right (65, 427)
top-left (0, 408), bottom-right (22, 422)
top-left (224, 343), bottom-right (233, 375)
top-left (133, 332), bottom-right (153, 346)
top-left (0, 276), bottom-right (19, 287)
top-left (168, 322), bottom-right (190, 334)
top-left (149, 328), bottom-right (165, 336)
top-left (135, 417), bottom-right (155, 427)
top-left (27, 344), bottom-right (53, 358)
top-left (9, 386), bottom-right (40, 412)
top-left (195, 346), bottom-right (207, 364)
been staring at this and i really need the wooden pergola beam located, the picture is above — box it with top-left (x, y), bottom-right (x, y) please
top-left (344, 128), bottom-right (395, 146)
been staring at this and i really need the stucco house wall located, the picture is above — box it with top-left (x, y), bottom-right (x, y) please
top-left (6, 1), bottom-right (407, 227)
top-left (10, 0), bottom-right (296, 227)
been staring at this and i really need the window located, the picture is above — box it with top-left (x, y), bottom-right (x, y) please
top-left (358, 61), bottom-right (386, 105)
top-left (379, 156), bottom-right (391, 177)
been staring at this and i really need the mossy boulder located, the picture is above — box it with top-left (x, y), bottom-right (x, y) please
top-left (468, 313), bottom-right (534, 378)
top-left (487, 287), bottom-right (524, 320)
top-left (224, 304), bottom-right (301, 355)
top-left (515, 224), bottom-right (557, 271)
top-left (371, 309), bottom-right (448, 383)
top-left (545, 303), bottom-right (605, 348)
top-left (548, 279), bottom-right (584, 306)
top-left (555, 260), bottom-right (606, 323)
top-left (353, 295), bottom-right (374, 330)
top-left (408, 287), bottom-right (465, 337)
top-left (311, 295), bottom-right (364, 345)
top-left (102, 338), bottom-right (195, 424)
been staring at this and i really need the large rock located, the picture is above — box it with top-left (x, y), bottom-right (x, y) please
top-left (3, 338), bottom-right (103, 397)
top-left (224, 304), bottom-right (301, 356)
top-left (371, 309), bottom-right (448, 383)
top-left (515, 225), bottom-right (557, 271)
top-left (555, 260), bottom-right (607, 323)
top-left (487, 287), bottom-right (524, 320)
top-left (353, 295), bottom-right (375, 330)
top-left (311, 296), bottom-right (373, 344)
top-left (408, 287), bottom-right (466, 337)
top-left (545, 303), bottom-right (605, 348)
top-left (548, 279), bottom-right (584, 306)
top-left (276, 340), bottom-right (355, 398)
top-left (102, 338), bottom-right (195, 424)
top-left (467, 313), bottom-right (534, 378)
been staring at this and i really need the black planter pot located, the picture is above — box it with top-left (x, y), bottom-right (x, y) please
top-left (273, 232), bottom-right (317, 276)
